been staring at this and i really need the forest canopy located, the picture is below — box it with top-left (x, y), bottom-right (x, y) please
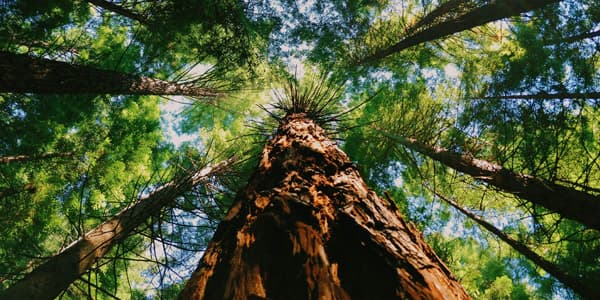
top-left (0, 0), bottom-right (599, 299)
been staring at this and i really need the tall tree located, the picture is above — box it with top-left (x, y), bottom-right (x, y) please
top-left (180, 89), bottom-right (469, 298)
top-left (431, 188), bottom-right (598, 298)
top-left (0, 93), bottom-right (170, 294)
top-left (0, 152), bottom-right (74, 164)
top-left (559, 29), bottom-right (600, 43)
top-left (86, 0), bottom-right (149, 24)
top-left (357, 0), bottom-right (560, 64)
top-left (383, 133), bottom-right (600, 231)
top-left (2, 0), bottom-right (599, 297)
top-left (472, 91), bottom-right (600, 100)
top-left (0, 51), bottom-right (222, 97)
top-left (0, 159), bottom-right (232, 299)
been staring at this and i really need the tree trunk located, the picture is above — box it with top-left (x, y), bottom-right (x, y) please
top-left (473, 91), bottom-right (600, 100)
top-left (431, 189), bottom-right (598, 299)
top-left (555, 29), bottom-right (600, 44)
top-left (0, 161), bottom-right (231, 300)
top-left (87, 0), bottom-right (149, 24)
top-left (387, 134), bottom-right (600, 231)
top-left (0, 51), bottom-right (222, 97)
top-left (0, 152), bottom-right (74, 164)
top-left (409, 0), bottom-right (474, 35)
top-left (358, 0), bottom-right (559, 64)
top-left (180, 113), bottom-right (469, 299)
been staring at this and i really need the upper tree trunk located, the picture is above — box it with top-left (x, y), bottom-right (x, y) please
top-left (181, 114), bottom-right (469, 299)
top-left (408, 0), bottom-right (474, 35)
top-left (0, 152), bottom-right (74, 164)
top-left (1, 161), bottom-right (230, 300)
top-left (0, 51), bottom-right (221, 97)
top-left (87, 0), bottom-right (149, 24)
top-left (474, 91), bottom-right (600, 100)
top-left (432, 189), bottom-right (598, 299)
top-left (554, 29), bottom-right (600, 44)
top-left (389, 135), bottom-right (600, 231)
top-left (358, 0), bottom-right (559, 64)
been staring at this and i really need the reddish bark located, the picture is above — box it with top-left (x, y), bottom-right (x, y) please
top-left (388, 134), bottom-right (600, 231)
top-left (1, 161), bottom-right (231, 300)
top-left (358, 0), bottom-right (559, 64)
top-left (0, 51), bottom-right (222, 97)
top-left (181, 114), bottom-right (469, 299)
top-left (432, 189), bottom-right (599, 299)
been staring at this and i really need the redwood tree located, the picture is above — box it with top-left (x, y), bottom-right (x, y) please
top-left (86, 0), bottom-right (149, 24)
top-left (358, 0), bottom-right (559, 64)
top-left (181, 109), bottom-right (469, 299)
top-left (384, 134), bottom-right (600, 231)
top-left (431, 189), bottom-right (598, 298)
top-left (0, 51), bottom-right (221, 97)
top-left (0, 152), bottom-right (74, 164)
top-left (0, 160), bottom-right (232, 299)
top-left (472, 91), bottom-right (600, 100)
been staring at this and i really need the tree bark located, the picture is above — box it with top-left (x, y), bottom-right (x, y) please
top-left (555, 29), bottom-right (600, 44)
top-left (409, 0), bottom-right (474, 35)
top-left (86, 0), bottom-right (149, 24)
top-left (0, 160), bottom-right (231, 300)
top-left (180, 114), bottom-right (469, 299)
top-left (431, 189), bottom-right (599, 299)
top-left (387, 134), bottom-right (600, 231)
top-left (0, 152), bottom-right (74, 164)
top-left (358, 0), bottom-right (559, 64)
top-left (473, 91), bottom-right (600, 100)
top-left (0, 51), bottom-right (222, 97)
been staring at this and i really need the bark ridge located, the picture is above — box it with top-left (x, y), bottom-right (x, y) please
top-left (181, 114), bottom-right (469, 299)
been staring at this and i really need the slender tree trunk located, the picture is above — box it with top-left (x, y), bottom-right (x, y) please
top-left (555, 29), bottom-right (600, 44)
top-left (0, 152), bottom-right (74, 164)
top-left (473, 91), bottom-right (600, 100)
top-left (431, 189), bottom-right (599, 299)
top-left (181, 114), bottom-right (469, 299)
top-left (387, 134), bottom-right (600, 231)
top-left (87, 0), bottom-right (149, 24)
top-left (358, 0), bottom-right (559, 64)
top-left (0, 51), bottom-right (222, 97)
top-left (0, 161), bottom-right (231, 300)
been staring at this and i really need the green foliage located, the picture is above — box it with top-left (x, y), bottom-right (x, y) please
top-left (0, 0), bottom-right (89, 50)
top-left (1, 0), bottom-right (599, 298)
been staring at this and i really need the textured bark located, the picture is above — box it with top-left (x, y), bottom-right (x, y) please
top-left (181, 114), bottom-right (469, 300)
top-left (358, 0), bottom-right (559, 64)
top-left (432, 190), bottom-right (599, 299)
top-left (474, 91), bottom-right (600, 100)
top-left (0, 152), bottom-right (74, 164)
top-left (0, 51), bottom-right (222, 97)
top-left (1, 161), bottom-right (230, 300)
top-left (390, 135), bottom-right (600, 231)
top-left (87, 0), bottom-right (149, 24)
top-left (409, 0), bottom-right (474, 34)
